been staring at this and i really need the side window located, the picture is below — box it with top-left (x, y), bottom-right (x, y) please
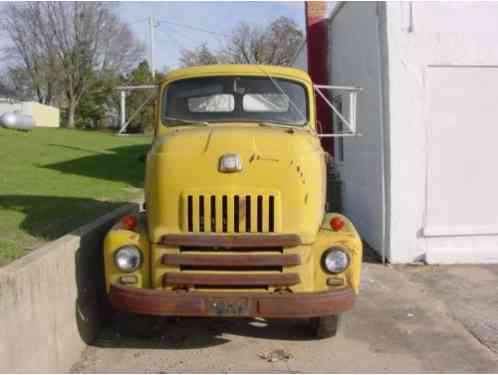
top-left (333, 97), bottom-right (344, 162)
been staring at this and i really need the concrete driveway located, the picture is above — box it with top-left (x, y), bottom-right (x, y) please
top-left (72, 260), bottom-right (498, 373)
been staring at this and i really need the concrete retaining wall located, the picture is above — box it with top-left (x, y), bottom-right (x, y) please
top-left (0, 203), bottom-right (139, 372)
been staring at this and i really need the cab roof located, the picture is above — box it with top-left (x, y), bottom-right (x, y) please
top-left (162, 64), bottom-right (312, 84)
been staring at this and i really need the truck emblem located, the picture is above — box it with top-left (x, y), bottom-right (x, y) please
top-left (218, 153), bottom-right (242, 173)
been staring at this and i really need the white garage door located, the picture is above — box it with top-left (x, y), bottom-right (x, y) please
top-left (424, 66), bottom-right (498, 236)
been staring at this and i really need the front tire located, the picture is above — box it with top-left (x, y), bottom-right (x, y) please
top-left (310, 315), bottom-right (340, 339)
top-left (116, 312), bottom-right (159, 338)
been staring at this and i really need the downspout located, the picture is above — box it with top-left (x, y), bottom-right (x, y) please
top-left (376, 2), bottom-right (391, 264)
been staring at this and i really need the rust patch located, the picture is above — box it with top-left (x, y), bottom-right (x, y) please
top-left (158, 234), bottom-right (302, 248)
top-left (162, 253), bottom-right (301, 267)
top-left (162, 273), bottom-right (300, 287)
top-left (109, 284), bottom-right (355, 318)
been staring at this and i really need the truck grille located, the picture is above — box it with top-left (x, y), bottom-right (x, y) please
top-left (182, 192), bottom-right (280, 233)
top-left (162, 248), bottom-right (300, 290)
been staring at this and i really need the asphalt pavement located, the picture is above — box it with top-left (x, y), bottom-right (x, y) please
top-left (71, 260), bottom-right (498, 373)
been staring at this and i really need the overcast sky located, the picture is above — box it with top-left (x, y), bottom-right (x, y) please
top-left (115, 1), bottom-right (306, 71)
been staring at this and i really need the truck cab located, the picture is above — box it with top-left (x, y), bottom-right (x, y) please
top-left (103, 64), bottom-right (362, 338)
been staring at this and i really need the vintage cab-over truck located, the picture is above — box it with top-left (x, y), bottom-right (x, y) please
top-left (103, 64), bottom-right (362, 338)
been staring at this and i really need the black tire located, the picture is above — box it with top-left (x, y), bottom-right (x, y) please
top-left (116, 312), bottom-right (159, 338)
top-left (310, 315), bottom-right (340, 339)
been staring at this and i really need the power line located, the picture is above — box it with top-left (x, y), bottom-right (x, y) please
top-left (156, 27), bottom-right (184, 49)
top-left (154, 28), bottom-right (185, 68)
top-left (156, 19), bottom-right (231, 39)
top-left (160, 24), bottom-right (197, 45)
top-left (122, 17), bottom-right (148, 26)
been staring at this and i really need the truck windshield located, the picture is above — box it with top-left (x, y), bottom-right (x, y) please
top-left (162, 76), bottom-right (308, 126)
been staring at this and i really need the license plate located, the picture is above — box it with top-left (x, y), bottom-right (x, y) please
top-left (207, 297), bottom-right (250, 317)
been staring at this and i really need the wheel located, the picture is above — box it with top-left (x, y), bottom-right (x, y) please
top-left (116, 312), bottom-right (160, 338)
top-left (310, 315), bottom-right (340, 339)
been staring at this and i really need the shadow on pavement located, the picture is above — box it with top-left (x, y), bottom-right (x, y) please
top-left (89, 244), bottom-right (378, 350)
top-left (92, 316), bottom-right (315, 350)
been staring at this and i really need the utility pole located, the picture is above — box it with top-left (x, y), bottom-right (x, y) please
top-left (120, 90), bottom-right (126, 130)
top-left (148, 16), bottom-right (156, 80)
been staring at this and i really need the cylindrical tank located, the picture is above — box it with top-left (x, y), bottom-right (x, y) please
top-left (0, 112), bottom-right (35, 131)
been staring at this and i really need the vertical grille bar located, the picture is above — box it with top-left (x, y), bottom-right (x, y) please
top-left (234, 195), bottom-right (240, 233)
top-left (251, 195), bottom-right (258, 233)
top-left (192, 194), bottom-right (200, 232)
top-left (227, 194), bottom-right (235, 233)
top-left (210, 195), bottom-right (216, 232)
top-left (261, 194), bottom-right (269, 232)
top-left (222, 195), bottom-right (228, 232)
top-left (269, 195), bottom-right (275, 232)
top-left (187, 195), bottom-right (193, 232)
top-left (257, 195), bottom-right (263, 232)
top-left (246, 195), bottom-right (251, 233)
top-left (215, 195), bottom-right (223, 233)
top-left (199, 195), bottom-right (205, 232)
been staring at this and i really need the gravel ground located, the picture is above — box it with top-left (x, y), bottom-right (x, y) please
top-left (71, 262), bottom-right (498, 373)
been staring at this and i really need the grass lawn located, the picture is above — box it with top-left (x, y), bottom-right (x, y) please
top-left (0, 128), bottom-right (151, 266)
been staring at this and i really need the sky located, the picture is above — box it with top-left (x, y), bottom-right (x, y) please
top-left (115, 1), bottom-right (306, 71)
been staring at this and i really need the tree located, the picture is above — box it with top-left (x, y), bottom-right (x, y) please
top-left (1, 2), bottom-right (144, 128)
top-left (122, 61), bottom-right (167, 133)
top-left (124, 60), bottom-right (154, 133)
top-left (222, 16), bottom-right (304, 65)
top-left (1, 68), bottom-right (36, 102)
top-left (75, 72), bottom-right (119, 129)
top-left (0, 3), bottom-right (61, 104)
top-left (179, 43), bottom-right (219, 67)
top-left (179, 17), bottom-right (304, 67)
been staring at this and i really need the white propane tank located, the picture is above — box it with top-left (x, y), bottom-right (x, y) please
top-left (0, 112), bottom-right (35, 131)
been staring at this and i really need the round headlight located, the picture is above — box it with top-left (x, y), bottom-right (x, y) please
top-left (322, 248), bottom-right (350, 274)
top-left (114, 246), bottom-right (142, 272)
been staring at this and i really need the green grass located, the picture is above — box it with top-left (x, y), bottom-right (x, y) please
top-left (0, 128), bottom-right (151, 266)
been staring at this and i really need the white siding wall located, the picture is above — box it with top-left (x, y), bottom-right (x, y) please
top-left (329, 3), bottom-right (386, 254)
top-left (385, 2), bottom-right (498, 263)
top-left (0, 102), bottom-right (23, 115)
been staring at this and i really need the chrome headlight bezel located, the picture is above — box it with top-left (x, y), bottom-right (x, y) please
top-left (114, 246), bottom-right (142, 273)
top-left (322, 247), bottom-right (350, 274)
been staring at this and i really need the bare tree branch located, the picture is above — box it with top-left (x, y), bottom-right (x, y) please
top-left (0, 2), bottom-right (144, 127)
top-left (179, 17), bottom-right (303, 68)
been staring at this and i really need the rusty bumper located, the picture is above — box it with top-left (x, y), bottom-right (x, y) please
top-left (109, 284), bottom-right (355, 318)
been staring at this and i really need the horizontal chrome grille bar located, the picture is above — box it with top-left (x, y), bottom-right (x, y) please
top-left (162, 254), bottom-right (301, 267)
top-left (163, 273), bottom-right (300, 287)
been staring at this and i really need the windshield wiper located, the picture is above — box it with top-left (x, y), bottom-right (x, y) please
top-left (164, 116), bottom-right (209, 126)
top-left (258, 121), bottom-right (300, 128)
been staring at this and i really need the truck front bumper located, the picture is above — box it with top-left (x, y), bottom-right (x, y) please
top-left (109, 284), bottom-right (355, 318)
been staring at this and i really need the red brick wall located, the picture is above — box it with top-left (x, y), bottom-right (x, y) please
top-left (305, 2), bottom-right (333, 154)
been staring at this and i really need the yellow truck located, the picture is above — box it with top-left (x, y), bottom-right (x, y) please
top-left (103, 64), bottom-right (362, 338)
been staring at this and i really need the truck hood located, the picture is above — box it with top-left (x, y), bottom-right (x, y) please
top-left (152, 124), bottom-right (319, 159)
top-left (146, 124), bottom-right (327, 244)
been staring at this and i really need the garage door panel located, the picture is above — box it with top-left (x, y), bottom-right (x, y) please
top-left (425, 66), bottom-right (498, 236)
